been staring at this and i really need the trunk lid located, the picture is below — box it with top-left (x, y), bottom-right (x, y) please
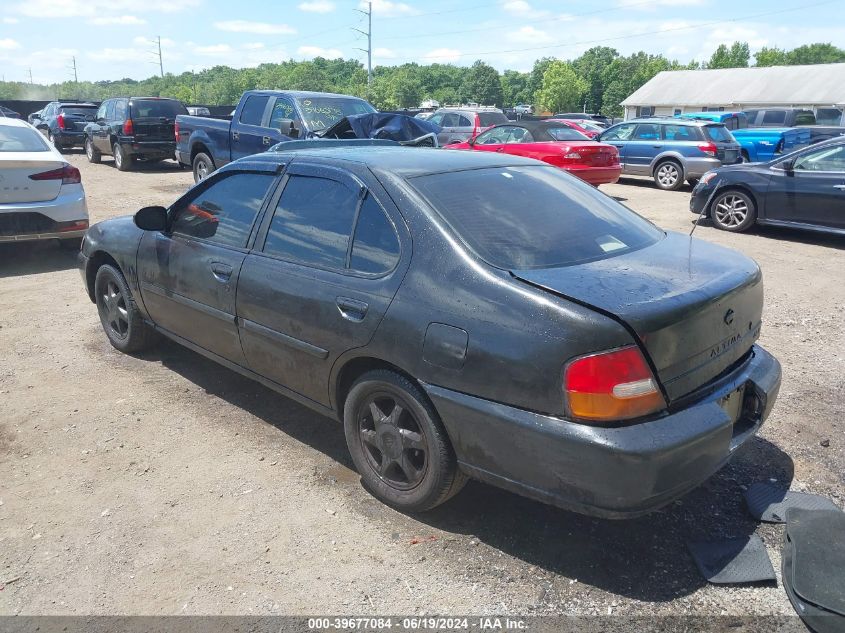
top-left (0, 154), bottom-right (65, 203)
top-left (513, 232), bottom-right (763, 402)
top-left (571, 143), bottom-right (619, 167)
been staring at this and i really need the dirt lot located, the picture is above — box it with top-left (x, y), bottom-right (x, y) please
top-left (1, 152), bottom-right (843, 618)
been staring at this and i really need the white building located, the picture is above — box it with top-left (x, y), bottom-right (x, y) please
top-left (621, 63), bottom-right (845, 123)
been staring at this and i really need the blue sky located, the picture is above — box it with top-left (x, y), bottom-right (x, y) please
top-left (1, 0), bottom-right (843, 84)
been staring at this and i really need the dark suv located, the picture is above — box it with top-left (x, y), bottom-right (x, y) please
top-left (84, 97), bottom-right (187, 170)
top-left (33, 101), bottom-right (99, 152)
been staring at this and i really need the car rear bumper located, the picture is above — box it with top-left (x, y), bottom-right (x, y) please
top-left (682, 157), bottom-right (723, 178)
top-left (0, 184), bottom-right (89, 242)
top-left (424, 344), bottom-right (781, 519)
top-left (567, 166), bottom-right (622, 185)
top-left (119, 139), bottom-right (177, 159)
top-left (54, 131), bottom-right (87, 146)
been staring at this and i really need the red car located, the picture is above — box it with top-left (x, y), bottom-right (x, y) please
top-left (446, 121), bottom-right (621, 185)
top-left (547, 118), bottom-right (605, 139)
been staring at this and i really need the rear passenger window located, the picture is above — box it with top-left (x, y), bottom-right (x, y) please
top-left (263, 175), bottom-right (358, 269)
top-left (113, 100), bottom-right (127, 121)
top-left (458, 115), bottom-right (473, 127)
top-left (239, 95), bottom-right (270, 126)
top-left (762, 110), bottom-right (786, 125)
top-left (350, 195), bottom-right (400, 274)
top-left (171, 173), bottom-right (274, 248)
top-left (633, 124), bottom-right (660, 140)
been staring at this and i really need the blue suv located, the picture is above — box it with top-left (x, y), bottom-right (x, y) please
top-left (32, 101), bottom-right (99, 152)
top-left (597, 118), bottom-right (742, 190)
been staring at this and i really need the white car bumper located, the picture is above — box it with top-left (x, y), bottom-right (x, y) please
top-left (0, 183), bottom-right (89, 242)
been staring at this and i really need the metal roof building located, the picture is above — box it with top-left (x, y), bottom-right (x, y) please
top-left (620, 63), bottom-right (845, 122)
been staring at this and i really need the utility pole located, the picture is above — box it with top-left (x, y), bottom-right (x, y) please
top-left (352, 1), bottom-right (372, 95)
top-left (148, 36), bottom-right (164, 78)
top-left (70, 56), bottom-right (78, 83)
top-left (28, 68), bottom-right (33, 84)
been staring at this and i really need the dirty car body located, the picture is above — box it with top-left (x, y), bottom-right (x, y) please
top-left (79, 145), bottom-right (781, 518)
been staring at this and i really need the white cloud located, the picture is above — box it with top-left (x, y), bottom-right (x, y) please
top-left (132, 36), bottom-right (176, 47)
top-left (616, 0), bottom-right (705, 10)
top-left (2, 17), bottom-right (20, 24)
top-left (298, 0), bottom-right (335, 13)
top-left (244, 42), bottom-right (265, 50)
top-left (87, 47), bottom-right (145, 62)
top-left (506, 26), bottom-right (552, 44)
top-left (373, 47), bottom-right (397, 59)
top-left (501, 0), bottom-right (549, 18)
top-left (364, 0), bottom-right (418, 17)
top-left (214, 20), bottom-right (296, 35)
top-left (0, 39), bottom-right (21, 50)
top-left (15, 0), bottom-right (199, 18)
top-left (423, 48), bottom-right (461, 63)
top-left (194, 44), bottom-right (234, 56)
top-left (297, 45), bottom-right (343, 58)
top-left (88, 15), bottom-right (146, 25)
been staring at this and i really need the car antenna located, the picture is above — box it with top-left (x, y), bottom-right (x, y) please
top-left (690, 179), bottom-right (721, 236)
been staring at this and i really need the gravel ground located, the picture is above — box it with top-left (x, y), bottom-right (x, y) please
top-left (0, 153), bottom-right (843, 619)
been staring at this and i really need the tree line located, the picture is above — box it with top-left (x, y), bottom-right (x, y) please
top-left (1, 42), bottom-right (842, 117)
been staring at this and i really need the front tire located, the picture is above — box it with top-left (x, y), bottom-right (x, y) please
top-left (711, 190), bottom-right (757, 232)
top-left (113, 143), bottom-right (133, 171)
top-left (343, 370), bottom-right (466, 512)
top-left (192, 152), bottom-right (215, 183)
top-left (94, 264), bottom-right (156, 353)
top-left (653, 159), bottom-right (684, 190)
top-left (85, 137), bottom-right (101, 163)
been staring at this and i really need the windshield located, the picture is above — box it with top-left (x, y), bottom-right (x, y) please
top-left (410, 165), bottom-right (662, 270)
top-left (295, 96), bottom-right (376, 132)
top-left (0, 125), bottom-right (49, 152)
top-left (129, 99), bottom-right (188, 119)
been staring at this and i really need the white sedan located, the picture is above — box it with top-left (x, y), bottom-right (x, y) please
top-left (0, 116), bottom-right (88, 246)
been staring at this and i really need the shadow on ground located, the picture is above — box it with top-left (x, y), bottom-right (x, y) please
top-left (690, 218), bottom-right (845, 249)
top-left (133, 337), bottom-right (793, 603)
top-left (0, 240), bottom-right (80, 278)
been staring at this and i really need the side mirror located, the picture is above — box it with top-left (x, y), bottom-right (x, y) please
top-left (277, 118), bottom-right (300, 139)
top-left (97, 118), bottom-right (105, 125)
top-left (467, 136), bottom-right (476, 147)
top-left (782, 159), bottom-right (795, 174)
top-left (134, 206), bottom-right (168, 231)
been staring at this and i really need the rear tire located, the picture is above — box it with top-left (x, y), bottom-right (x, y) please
top-left (710, 189), bottom-right (757, 233)
top-left (192, 152), bottom-right (215, 183)
top-left (343, 370), bottom-right (467, 512)
top-left (653, 159), bottom-right (684, 190)
top-left (85, 137), bottom-right (101, 163)
top-left (113, 143), bottom-right (133, 172)
top-left (94, 264), bottom-right (156, 353)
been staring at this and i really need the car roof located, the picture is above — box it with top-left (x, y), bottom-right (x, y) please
top-left (245, 90), bottom-right (370, 100)
top-left (243, 144), bottom-right (541, 178)
top-left (58, 102), bottom-right (97, 107)
top-left (624, 118), bottom-right (714, 127)
top-left (0, 116), bottom-right (30, 128)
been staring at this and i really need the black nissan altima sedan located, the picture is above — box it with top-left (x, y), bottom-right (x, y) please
top-left (80, 141), bottom-right (781, 518)
top-left (691, 137), bottom-right (845, 235)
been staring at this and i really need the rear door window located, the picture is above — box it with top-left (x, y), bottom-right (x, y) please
top-left (349, 194), bottom-right (401, 274)
top-left (113, 100), bottom-right (128, 121)
top-left (170, 172), bottom-right (275, 248)
top-left (457, 115), bottom-right (473, 127)
top-left (633, 124), bottom-right (660, 140)
top-left (761, 110), bottom-right (786, 125)
top-left (262, 175), bottom-right (359, 269)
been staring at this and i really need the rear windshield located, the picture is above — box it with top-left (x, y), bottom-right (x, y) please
top-left (0, 125), bottom-right (49, 152)
top-left (129, 99), bottom-right (188, 119)
top-left (478, 112), bottom-right (508, 127)
top-left (410, 165), bottom-right (662, 269)
top-left (703, 125), bottom-right (734, 143)
top-left (59, 106), bottom-right (97, 117)
top-left (295, 96), bottom-right (377, 132)
top-left (546, 127), bottom-right (590, 141)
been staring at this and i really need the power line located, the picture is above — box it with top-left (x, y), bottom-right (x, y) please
top-left (416, 0), bottom-right (840, 60)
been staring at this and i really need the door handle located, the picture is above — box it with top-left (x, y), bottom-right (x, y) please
top-left (232, 131), bottom-right (240, 141)
top-left (210, 262), bottom-right (233, 282)
top-left (834, 185), bottom-right (845, 191)
top-left (652, 145), bottom-right (663, 148)
top-left (262, 136), bottom-right (272, 146)
top-left (336, 297), bottom-right (368, 322)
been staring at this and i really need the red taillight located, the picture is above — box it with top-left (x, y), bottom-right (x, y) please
top-left (123, 119), bottom-right (134, 135)
top-left (28, 164), bottom-right (81, 185)
top-left (174, 120), bottom-right (180, 142)
top-left (564, 346), bottom-right (666, 423)
top-left (57, 113), bottom-right (66, 130)
top-left (698, 142), bottom-right (718, 157)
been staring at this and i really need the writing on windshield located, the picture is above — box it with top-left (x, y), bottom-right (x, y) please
top-left (296, 97), bottom-right (376, 132)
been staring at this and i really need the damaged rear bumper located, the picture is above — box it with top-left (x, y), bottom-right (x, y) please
top-left (423, 344), bottom-right (781, 519)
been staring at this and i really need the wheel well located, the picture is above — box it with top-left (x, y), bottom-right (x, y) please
top-left (740, 149), bottom-right (751, 161)
top-left (190, 143), bottom-right (212, 165)
top-left (653, 156), bottom-right (682, 173)
top-left (334, 357), bottom-right (419, 420)
top-left (85, 251), bottom-right (120, 303)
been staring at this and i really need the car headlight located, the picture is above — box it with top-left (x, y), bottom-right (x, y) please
top-left (700, 171), bottom-right (718, 186)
